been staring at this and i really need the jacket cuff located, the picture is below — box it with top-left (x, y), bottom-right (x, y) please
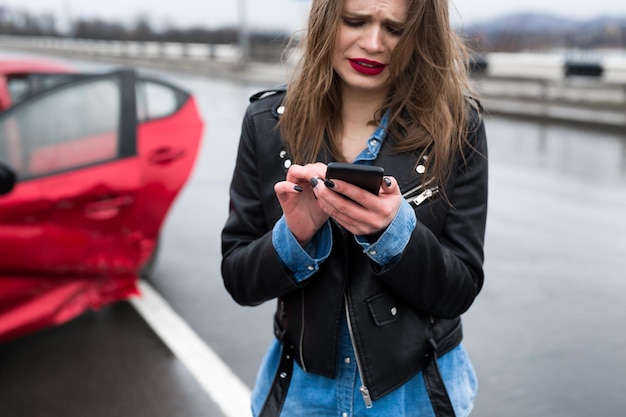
top-left (356, 198), bottom-right (416, 266)
top-left (272, 216), bottom-right (332, 283)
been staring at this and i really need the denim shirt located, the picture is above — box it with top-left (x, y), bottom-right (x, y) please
top-left (253, 115), bottom-right (478, 416)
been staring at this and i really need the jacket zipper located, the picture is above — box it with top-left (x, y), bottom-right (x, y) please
top-left (410, 186), bottom-right (439, 207)
top-left (299, 290), bottom-right (307, 372)
top-left (344, 296), bottom-right (373, 409)
top-left (401, 177), bottom-right (436, 199)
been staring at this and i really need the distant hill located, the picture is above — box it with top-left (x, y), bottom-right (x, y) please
top-left (471, 13), bottom-right (580, 34)
top-left (463, 12), bottom-right (626, 52)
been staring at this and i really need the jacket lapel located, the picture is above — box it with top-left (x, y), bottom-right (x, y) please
top-left (376, 141), bottom-right (424, 194)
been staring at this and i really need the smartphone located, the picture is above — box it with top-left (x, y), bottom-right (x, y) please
top-left (325, 162), bottom-right (384, 195)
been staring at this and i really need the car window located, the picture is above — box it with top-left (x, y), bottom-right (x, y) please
top-left (6, 76), bottom-right (30, 104)
top-left (7, 74), bottom-right (75, 106)
top-left (0, 77), bottom-right (120, 179)
top-left (136, 80), bottom-right (180, 121)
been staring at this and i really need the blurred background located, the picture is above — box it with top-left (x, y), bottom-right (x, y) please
top-left (0, 0), bottom-right (625, 60)
top-left (0, 1), bottom-right (625, 417)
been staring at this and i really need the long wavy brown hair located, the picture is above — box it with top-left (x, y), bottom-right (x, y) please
top-left (279, 0), bottom-right (475, 185)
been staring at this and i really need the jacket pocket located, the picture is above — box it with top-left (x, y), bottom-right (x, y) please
top-left (366, 293), bottom-right (400, 326)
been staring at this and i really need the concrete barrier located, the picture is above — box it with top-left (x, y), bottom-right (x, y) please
top-left (602, 56), bottom-right (626, 84)
top-left (486, 53), bottom-right (565, 81)
top-left (0, 35), bottom-right (244, 63)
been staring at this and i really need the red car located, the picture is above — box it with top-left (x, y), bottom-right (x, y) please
top-left (0, 58), bottom-right (204, 342)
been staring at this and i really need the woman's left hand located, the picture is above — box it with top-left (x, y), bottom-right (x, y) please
top-left (312, 175), bottom-right (402, 236)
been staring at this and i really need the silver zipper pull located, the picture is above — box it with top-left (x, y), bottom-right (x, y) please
top-left (412, 188), bottom-right (435, 206)
top-left (401, 177), bottom-right (437, 199)
top-left (360, 386), bottom-right (373, 408)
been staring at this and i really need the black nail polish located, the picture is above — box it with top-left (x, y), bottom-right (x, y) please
top-left (324, 179), bottom-right (335, 189)
top-left (294, 185), bottom-right (304, 192)
top-left (310, 177), bottom-right (319, 187)
top-left (383, 177), bottom-right (392, 187)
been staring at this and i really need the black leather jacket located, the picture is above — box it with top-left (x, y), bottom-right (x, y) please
top-left (221, 87), bottom-right (488, 400)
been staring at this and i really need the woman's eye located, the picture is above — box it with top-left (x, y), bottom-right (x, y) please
top-left (386, 25), bottom-right (404, 36)
top-left (342, 18), bottom-right (364, 28)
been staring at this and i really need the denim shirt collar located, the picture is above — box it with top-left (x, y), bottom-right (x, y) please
top-left (354, 110), bottom-right (389, 164)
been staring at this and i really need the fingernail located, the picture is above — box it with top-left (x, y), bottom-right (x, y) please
top-left (383, 177), bottom-right (392, 187)
top-left (309, 177), bottom-right (319, 188)
top-left (294, 185), bottom-right (304, 192)
top-left (324, 179), bottom-right (335, 189)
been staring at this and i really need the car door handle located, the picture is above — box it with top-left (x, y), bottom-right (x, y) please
top-left (84, 195), bottom-right (134, 220)
top-left (148, 147), bottom-right (186, 165)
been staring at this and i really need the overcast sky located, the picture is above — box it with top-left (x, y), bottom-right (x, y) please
top-left (1, 0), bottom-right (626, 32)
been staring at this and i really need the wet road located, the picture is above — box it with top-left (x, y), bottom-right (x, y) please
top-left (1, 53), bottom-right (626, 417)
top-left (462, 118), bottom-right (626, 416)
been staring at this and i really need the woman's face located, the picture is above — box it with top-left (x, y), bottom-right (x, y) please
top-left (332, 0), bottom-right (408, 97)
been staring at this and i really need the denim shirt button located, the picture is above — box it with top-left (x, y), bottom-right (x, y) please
top-left (307, 265), bottom-right (315, 271)
top-left (344, 357), bottom-right (351, 364)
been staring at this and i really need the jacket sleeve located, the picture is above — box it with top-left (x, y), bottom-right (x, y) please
top-left (376, 110), bottom-right (488, 318)
top-left (221, 104), bottom-right (301, 306)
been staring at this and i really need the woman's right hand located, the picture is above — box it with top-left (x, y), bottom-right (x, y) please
top-left (274, 163), bottom-right (330, 245)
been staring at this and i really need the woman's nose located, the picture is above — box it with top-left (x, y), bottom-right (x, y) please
top-left (358, 26), bottom-right (385, 53)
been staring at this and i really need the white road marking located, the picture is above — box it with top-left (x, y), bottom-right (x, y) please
top-left (130, 280), bottom-right (252, 417)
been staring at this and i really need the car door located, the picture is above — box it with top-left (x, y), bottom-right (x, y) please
top-left (0, 70), bottom-right (142, 277)
top-left (133, 76), bottom-right (204, 267)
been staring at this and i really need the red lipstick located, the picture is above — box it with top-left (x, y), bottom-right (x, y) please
top-left (349, 58), bottom-right (387, 75)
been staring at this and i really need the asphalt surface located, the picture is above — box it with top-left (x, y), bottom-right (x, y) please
top-left (1, 51), bottom-right (626, 417)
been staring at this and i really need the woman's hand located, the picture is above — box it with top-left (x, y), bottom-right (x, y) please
top-left (274, 163), bottom-right (330, 245)
top-left (313, 175), bottom-right (402, 237)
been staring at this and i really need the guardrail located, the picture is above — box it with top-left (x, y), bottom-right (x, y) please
top-left (471, 52), bottom-right (626, 84)
top-left (1, 35), bottom-right (625, 127)
top-left (0, 35), bottom-right (243, 62)
top-left (468, 52), bottom-right (626, 127)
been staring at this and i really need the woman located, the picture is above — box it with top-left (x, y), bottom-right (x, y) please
top-left (221, 0), bottom-right (488, 415)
